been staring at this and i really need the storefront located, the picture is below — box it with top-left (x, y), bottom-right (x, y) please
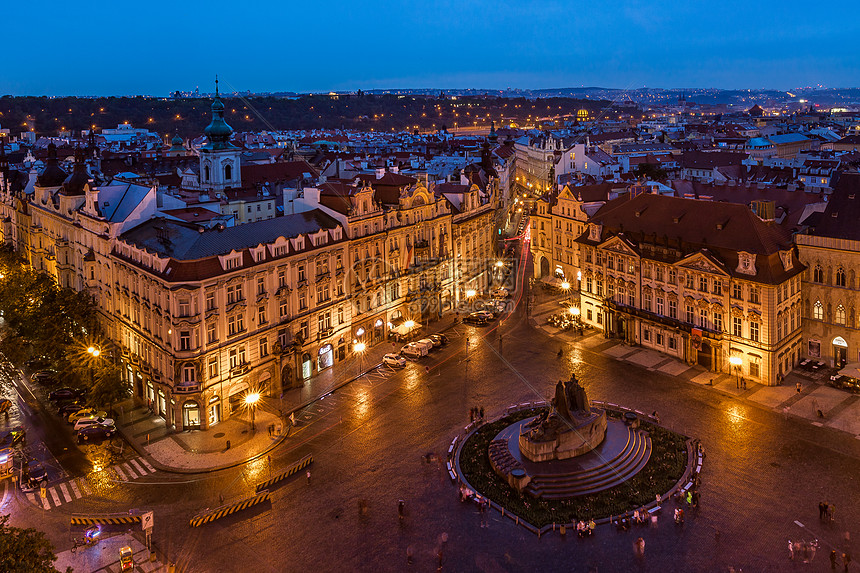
top-left (157, 389), bottom-right (167, 417)
top-left (301, 352), bottom-right (312, 380)
top-left (183, 400), bottom-right (201, 429)
top-left (228, 381), bottom-right (249, 414)
top-left (208, 395), bottom-right (221, 426)
top-left (318, 344), bottom-right (333, 371)
top-left (833, 336), bottom-right (848, 368)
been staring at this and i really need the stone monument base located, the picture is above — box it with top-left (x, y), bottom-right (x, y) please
top-left (518, 409), bottom-right (607, 462)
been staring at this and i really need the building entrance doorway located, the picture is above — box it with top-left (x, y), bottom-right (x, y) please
top-left (833, 336), bottom-right (848, 368)
top-left (697, 342), bottom-right (712, 370)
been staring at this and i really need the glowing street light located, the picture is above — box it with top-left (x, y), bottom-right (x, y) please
top-left (353, 342), bottom-right (367, 353)
top-left (729, 356), bottom-right (742, 387)
top-left (245, 392), bottom-right (260, 431)
top-left (495, 261), bottom-right (504, 268)
top-left (568, 306), bottom-right (580, 317)
top-left (561, 281), bottom-right (571, 291)
top-left (465, 289), bottom-right (477, 299)
top-left (87, 346), bottom-right (101, 358)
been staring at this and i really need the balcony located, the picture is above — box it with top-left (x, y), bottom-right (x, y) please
top-left (174, 383), bottom-right (200, 394)
top-left (317, 328), bottom-right (333, 340)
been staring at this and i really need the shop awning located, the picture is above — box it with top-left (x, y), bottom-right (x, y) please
top-left (392, 321), bottom-right (422, 336)
top-left (837, 362), bottom-right (860, 379)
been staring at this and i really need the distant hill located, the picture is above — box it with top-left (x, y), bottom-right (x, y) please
top-left (0, 94), bottom-right (621, 139)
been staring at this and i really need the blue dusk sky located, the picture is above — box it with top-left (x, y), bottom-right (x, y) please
top-left (2, 0), bottom-right (857, 95)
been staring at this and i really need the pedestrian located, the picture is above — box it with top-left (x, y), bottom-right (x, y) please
top-left (306, 469), bottom-right (311, 485)
top-left (797, 381), bottom-right (802, 393)
top-left (743, 378), bottom-right (747, 390)
top-left (820, 501), bottom-right (827, 520)
top-left (651, 411), bottom-right (660, 424)
top-left (437, 548), bottom-right (444, 570)
top-left (406, 545), bottom-right (414, 565)
top-left (831, 550), bottom-right (838, 571)
top-left (829, 503), bottom-right (836, 522)
top-left (634, 536), bottom-right (645, 556)
top-left (843, 551), bottom-right (852, 572)
top-left (685, 491), bottom-right (692, 506)
top-left (469, 408), bottom-right (474, 422)
top-left (398, 499), bottom-right (406, 520)
top-left (290, 412), bottom-right (296, 427)
top-left (479, 406), bottom-right (485, 420)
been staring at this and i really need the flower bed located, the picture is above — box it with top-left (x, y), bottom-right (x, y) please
top-left (458, 407), bottom-right (688, 528)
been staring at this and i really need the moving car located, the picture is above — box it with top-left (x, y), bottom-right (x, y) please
top-left (0, 426), bottom-right (25, 447)
top-left (73, 417), bottom-right (114, 432)
top-left (49, 387), bottom-right (85, 402)
top-left (463, 312), bottom-right (491, 325)
top-left (491, 287), bottom-right (509, 299)
top-left (0, 398), bottom-right (11, 414)
top-left (77, 424), bottom-right (116, 442)
top-left (68, 409), bottom-right (107, 425)
top-left (382, 353), bottom-right (407, 367)
top-left (25, 464), bottom-right (48, 489)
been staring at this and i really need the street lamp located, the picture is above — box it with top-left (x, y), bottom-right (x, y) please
top-left (561, 281), bottom-right (571, 291)
top-left (465, 289), bottom-right (476, 299)
top-left (729, 356), bottom-right (742, 387)
top-left (354, 341), bottom-right (367, 377)
top-left (245, 392), bottom-right (260, 432)
top-left (495, 261), bottom-right (504, 268)
top-left (87, 346), bottom-right (101, 358)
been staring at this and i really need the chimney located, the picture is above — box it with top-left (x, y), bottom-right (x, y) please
top-left (390, 165), bottom-right (399, 174)
top-left (375, 168), bottom-right (385, 179)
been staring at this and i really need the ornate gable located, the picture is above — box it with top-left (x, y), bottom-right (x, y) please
top-left (599, 235), bottom-right (638, 257)
top-left (678, 251), bottom-right (728, 276)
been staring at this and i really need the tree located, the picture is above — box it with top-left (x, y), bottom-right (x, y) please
top-left (634, 163), bottom-right (668, 181)
top-left (0, 514), bottom-right (71, 573)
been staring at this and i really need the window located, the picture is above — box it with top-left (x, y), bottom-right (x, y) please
top-left (207, 321), bottom-right (217, 344)
top-left (318, 312), bottom-right (331, 334)
top-left (607, 256), bottom-right (614, 270)
top-left (669, 300), bottom-right (677, 319)
top-left (628, 289), bottom-right (635, 307)
top-left (699, 309), bottom-right (708, 328)
top-left (206, 291), bottom-right (216, 311)
top-left (643, 292), bottom-right (652, 312)
top-left (279, 300), bottom-right (289, 319)
top-left (298, 265), bottom-right (306, 282)
top-left (713, 281), bottom-right (722, 296)
top-left (685, 273), bottom-right (694, 289)
top-left (699, 276), bottom-right (708, 292)
top-left (596, 280), bottom-right (603, 297)
top-left (337, 306), bottom-right (344, 324)
top-left (668, 337), bottom-right (677, 350)
top-left (258, 305), bottom-right (267, 325)
top-left (733, 316), bottom-right (742, 337)
top-left (813, 301), bottom-right (823, 320)
top-left (654, 266), bottom-right (663, 282)
top-left (229, 346), bottom-right (246, 369)
top-left (643, 328), bottom-right (651, 342)
top-left (227, 313), bottom-right (245, 336)
top-left (836, 304), bottom-right (846, 325)
top-left (750, 321), bottom-right (759, 342)
top-left (749, 361), bottom-right (760, 378)
top-left (299, 321), bottom-right (309, 341)
top-left (584, 249), bottom-right (592, 264)
top-left (278, 270), bottom-right (287, 288)
top-left (226, 284), bottom-right (243, 304)
top-left (732, 284), bottom-right (742, 300)
top-left (668, 268), bottom-right (676, 284)
top-left (178, 297), bottom-right (190, 317)
top-left (749, 286), bottom-right (760, 304)
top-left (686, 304), bottom-right (694, 324)
top-left (208, 356), bottom-right (218, 379)
top-left (656, 297), bottom-right (664, 316)
top-left (259, 337), bottom-right (269, 357)
top-left (836, 268), bottom-right (846, 287)
top-left (179, 330), bottom-right (191, 351)
top-left (317, 283), bottom-right (330, 304)
top-left (814, 264), bottom-right (823, 283)
top-left (586, 308), bottom-right (593, 321)
top-left (299, 292), bottom-right (307, 310)
top-left (714, 312), bottom-right (723, 332)
top-left (655, 332), bottom-right (663, 345)
top-left (182, 364), bottom-right (196, 384)
top-left (585, 277), bottom-right (592, 293)
top-left (257, 277), bottom-right (266, 295)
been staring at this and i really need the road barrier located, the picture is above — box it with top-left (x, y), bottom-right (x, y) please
top-left (189, 490), bottom-right (271, 527)
top-left (254, 454), bottom-right (313, 493)
top-left (71, 515), bottom-right (142, 526)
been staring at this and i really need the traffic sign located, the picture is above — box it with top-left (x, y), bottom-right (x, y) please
top-left (141, 511), bottom-right (154, 531)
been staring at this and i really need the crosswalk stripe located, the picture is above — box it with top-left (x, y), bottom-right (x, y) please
top-left (59, 483), bottom-right (72, 503)
top-left (79, 479), bottom-right (92, 496)
top-left (70, 481), bottom-right (82, 499)
top-left (26, 493), bottom-right (35, 504)
top-left (139, 458), bottom-right (155, 473)
top-left (123, 463), bottom-right (138, 479)
top-left (41, 494), bottom-right (50, 510)
top-left (129, 459), bottom-right (146, 474)
top-left (49, 487), bottom-right (61, 507)
top-left (113, 465), bottom-right (127, 480)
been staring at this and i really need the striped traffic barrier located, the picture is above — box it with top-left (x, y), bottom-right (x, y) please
top-left (254, 454), bottom-right (313, 493)
top-left (189, 490), bottom-right (271, 527)
top-left (71, 515), bottom-right (142, 526)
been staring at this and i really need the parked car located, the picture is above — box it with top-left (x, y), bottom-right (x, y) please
top-left (31, 370), bottom-right (57, 385)
top-left (68, 409), bottom-right (107, 425)
top-left (77, 424), bottom-right (116, 443)
top-left (429, 333), bottom-right (449, 346)
top-left (491, 287), bottom-right (509, 299)
top-left (73, 417), bottom-right (114, 432)
top-left (414, 339), bottom-right (435, 353)
top-left (382, 353), bottom-right (407, 367)
top-left (58, 401), bottom-right (86, 417)
top-left (25, 356), bottom-right (51, 369)
top-left (49, 387), bottom-right (85, 402)
top-left (0, 426), bottom-right (25, 447)
top-left (463, 312), bottom-right (490, 325)
top-left (25, 464), bottom-right (48, 489)
top-left (0, 398), bottom-right (11, 414)
top-left (400, 343), bottom-right (426, 359)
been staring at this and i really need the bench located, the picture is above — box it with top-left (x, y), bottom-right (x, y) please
top-left (647, 505), bottom-right (661, 515)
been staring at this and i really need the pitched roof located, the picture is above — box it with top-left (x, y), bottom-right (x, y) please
top-left (804, 173), bottom-right (860, 241)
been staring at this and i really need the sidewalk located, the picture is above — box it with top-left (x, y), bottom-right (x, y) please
top-left (54, 532), bottom-right (170, 573)
top-left (531, 294), bottom-right (860, 440)
top-left (116, 313), bottom-right (458, 473)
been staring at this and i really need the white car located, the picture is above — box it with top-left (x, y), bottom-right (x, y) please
top-left (401, 343), bottom-right (426, 358)
top-left (382, 353), bottom-right (407, 367)
top-left (73, 416), bottom-right (115, 432)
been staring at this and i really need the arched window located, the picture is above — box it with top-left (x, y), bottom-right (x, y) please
top-left (836, 304), bottom-right (846, 324)
top-left (813, 264), bottom-right (823, 283)
top-left (836, 267), bottom-right (846, 287)
top-left (224, 164), bottom-right (232, 181)
top-left (813, 300), bottom-right (823, 320)
top-left (204, 164), bottom-right (210, 181)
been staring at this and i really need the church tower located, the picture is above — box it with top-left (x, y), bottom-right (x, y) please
top-left (199, 77), bottom-right (241, 193)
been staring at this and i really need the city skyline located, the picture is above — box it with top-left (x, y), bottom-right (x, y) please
top-left (2, 0), bottom-right (858, 96)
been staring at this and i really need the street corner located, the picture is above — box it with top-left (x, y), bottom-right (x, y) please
top-left (787, 384), bottom-right (851, 422)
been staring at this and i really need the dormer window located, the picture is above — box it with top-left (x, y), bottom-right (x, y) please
top-left (224, 164), bottom-right (232, 181)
